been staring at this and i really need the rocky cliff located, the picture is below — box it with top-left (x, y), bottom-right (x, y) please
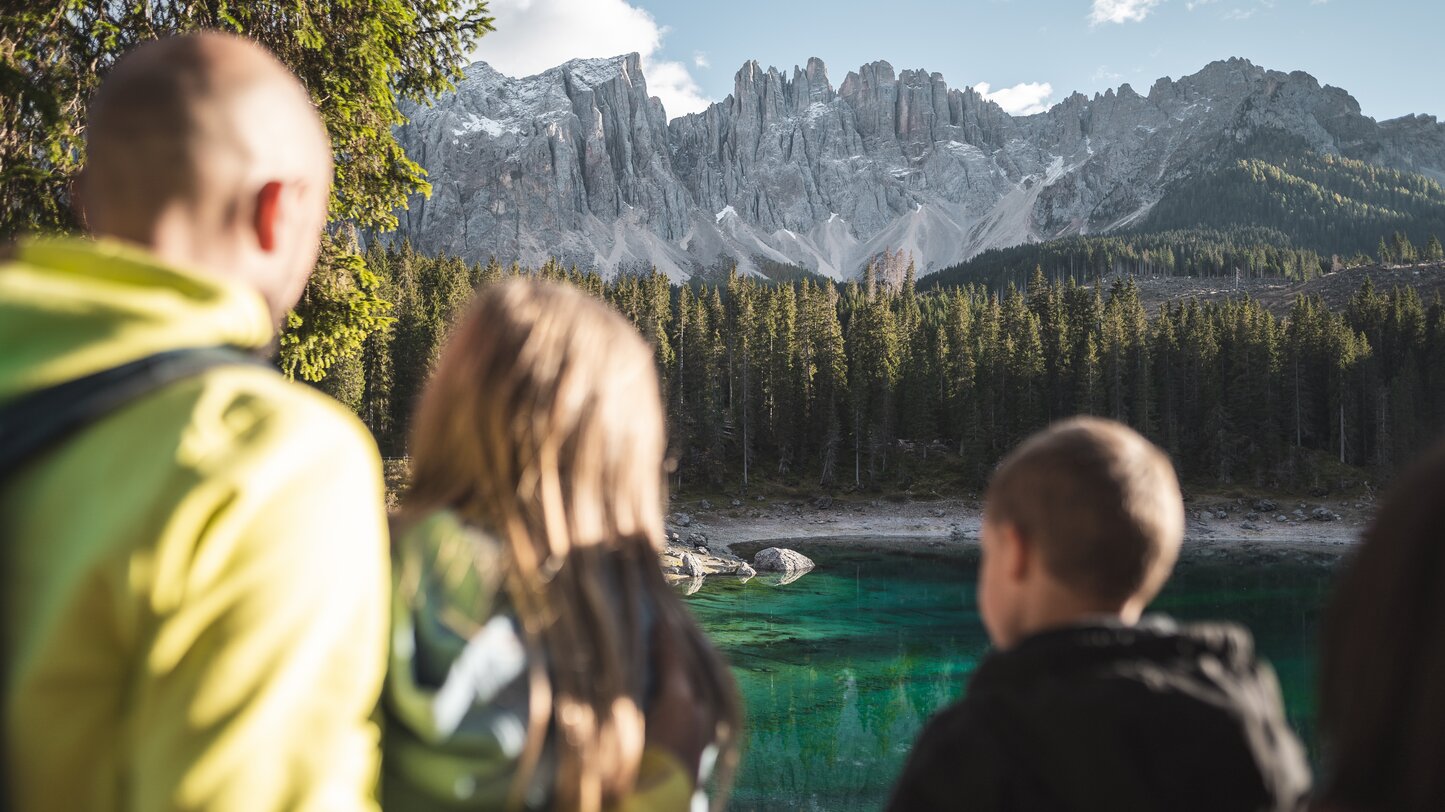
top-left (392, 55), bottom-right (1445, 280)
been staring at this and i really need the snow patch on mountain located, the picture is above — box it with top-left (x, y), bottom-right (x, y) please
top-left (452, 113), bottom-right (517, 138)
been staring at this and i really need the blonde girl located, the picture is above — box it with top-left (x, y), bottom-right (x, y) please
top-left (383, 279), bottom-right (740, 812)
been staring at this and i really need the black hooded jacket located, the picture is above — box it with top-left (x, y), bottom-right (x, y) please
top-left (887, 618), bottom-right (1312, 812)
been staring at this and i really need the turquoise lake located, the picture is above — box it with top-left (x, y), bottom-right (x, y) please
top-left (681, 539), bottom-right (1340, 811)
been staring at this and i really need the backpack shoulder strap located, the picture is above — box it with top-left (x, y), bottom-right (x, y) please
top-left (0, 346), bottom-right (268, 481)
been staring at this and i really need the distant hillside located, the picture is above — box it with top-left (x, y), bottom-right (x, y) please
top-left (1141, 132), bottom-right (1445, 257)
top-left (922, 226), bottom-right (1331, 290)
top-left (1122, 261), bottom-right (1445, 317)
top-left (925, 216), bottom-right (1445, 293)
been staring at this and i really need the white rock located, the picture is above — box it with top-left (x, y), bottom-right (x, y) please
top-left (680, 552), bottom-right (705, 578)
top-left (752, 547), bottom-right (816, 575)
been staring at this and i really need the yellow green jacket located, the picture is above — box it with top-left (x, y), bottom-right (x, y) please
top-left (0, 238), bottom-right (390, 812)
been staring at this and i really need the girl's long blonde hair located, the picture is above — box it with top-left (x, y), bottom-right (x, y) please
top-left (403, 279), bottom-right (740, 811)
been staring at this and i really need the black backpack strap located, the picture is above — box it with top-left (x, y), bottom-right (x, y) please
top-left (0, 346), bottom-right (268, 480)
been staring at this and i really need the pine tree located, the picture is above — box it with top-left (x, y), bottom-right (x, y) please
top-left (804, 281), bottom-right (849, 485)
top-left (669, 284), bottom-right (694, 485)
top-left (1151, 304), bottom-right (1182, 456)
top-left (358, 242), bottom-right (398, 453)
top-left (727, 271), bottom-right (759, 489)
top-left (1392, 231), bottom-right (1417, 264)
top-left (1001, 288), bottom-right (1045, 444)
top-left (1427, 234), bottom-right (1445, 263)
top-left (845, 279), bottom-right (900, 487)
top-left (387, 241), bottom-right (429, 453)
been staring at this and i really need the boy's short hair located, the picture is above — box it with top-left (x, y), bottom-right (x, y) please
top-left (986, 417), bottom-right (1185, 605)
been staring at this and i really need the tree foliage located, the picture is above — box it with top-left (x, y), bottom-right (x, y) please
top-left (345, 245), bottom-right (1445, 493)
top-left (0, 0), bottom-right (494, 379)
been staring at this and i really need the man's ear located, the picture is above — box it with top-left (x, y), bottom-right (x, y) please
top-left (253, 180), bottom-right (285, 252)
top-left (1001, 522), bottom-right (1033, 582)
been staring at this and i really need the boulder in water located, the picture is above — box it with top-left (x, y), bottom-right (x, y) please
top-left (680, 551), bottom-right (705, 578)
top-left (753, 547), bottom-right (816, 575)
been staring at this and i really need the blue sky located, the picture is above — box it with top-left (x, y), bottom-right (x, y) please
top-left (472, 0), bottom-right (1442, 121)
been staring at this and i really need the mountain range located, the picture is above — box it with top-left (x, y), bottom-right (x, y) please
top-left (390, 53), bottom-right (1445, 280)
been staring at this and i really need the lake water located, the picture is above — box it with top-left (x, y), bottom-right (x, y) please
top-left (681, 539), bottom-right (1340, 811)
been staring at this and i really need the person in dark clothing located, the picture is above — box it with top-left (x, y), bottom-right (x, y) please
top-left (1315, 437), bottom-right (1445, 812)
top-left (887, 417), bottom-right (1311, 812)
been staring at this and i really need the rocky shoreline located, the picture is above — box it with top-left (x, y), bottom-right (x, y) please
top-left (661, 493), bottom-right (1372, 583)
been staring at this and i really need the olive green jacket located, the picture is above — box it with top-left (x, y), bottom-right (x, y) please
top-left (385, 510), bottom-right (696, 811)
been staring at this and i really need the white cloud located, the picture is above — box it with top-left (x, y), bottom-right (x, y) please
top-left (1092, 65), bottom-right (1124, 84)
top-left (693, 51), bottom-right (709, 69)
top-left (644, 60), bottom-right (710, 116)
top-left (471, 0), bottom-right (711, 117)
top-left (1088, 0), bottom-right (1162, 25)
top-left (1185, 0), bottom-right (1217, 10)
top-left (975, 81), bottom-right (1055, 115)
top-left (1223, 6), bottom-right (1257, 19)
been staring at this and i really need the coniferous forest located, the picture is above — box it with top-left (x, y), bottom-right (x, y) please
top-left (322, 239), bottom-right (1445, 495)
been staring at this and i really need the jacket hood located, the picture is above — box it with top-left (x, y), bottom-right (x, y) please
top-left (975, 616), bottom-right (1261, 687)
top-left (0, 236), bottom-right (275, 402)
top-left (965, 615), bottom-right (1312, 812)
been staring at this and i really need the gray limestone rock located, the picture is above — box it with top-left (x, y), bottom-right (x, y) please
top-left (752, 547), bottom-right (816, 574)
top-left (680, 551), bottom-right (705, 578)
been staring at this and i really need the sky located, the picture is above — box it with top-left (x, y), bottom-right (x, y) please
top-left (468, 0), bottom-right (1443, 123)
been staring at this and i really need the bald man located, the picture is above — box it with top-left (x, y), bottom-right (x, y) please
top-left (0, 33), bottom-right (388, 812)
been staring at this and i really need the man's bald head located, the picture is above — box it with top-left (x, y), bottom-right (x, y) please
top-left (82, 33), bottom-right (333, 319)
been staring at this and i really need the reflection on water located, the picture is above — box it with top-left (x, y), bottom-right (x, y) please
top-left (681, 540), bottom-right (1339, 811)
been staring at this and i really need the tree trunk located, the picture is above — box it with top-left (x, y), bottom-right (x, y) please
top-left (1294, 360), bottom-right (1301, 448)
top-left (1339, 397), bottom-right (1346, 464)
top-left (854, 403), bottom-right (862, 488)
